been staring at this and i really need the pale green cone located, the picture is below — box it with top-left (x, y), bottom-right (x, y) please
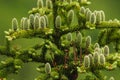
top-left (80, 6), bottom-right (86, 14)
top-left (34, 16), bottom-right (40, 29)
top-left (84, 55), bottom-right (90, 68)
top-left (100, 10), bottom-right (105, 21)
top-left (99, 54), bottom-right (105, 65)
top-left (45, 62), bottom-right (51, 74)
top-left (76, 32), bottom-right (82, 45)
top-left (23, 18), bottom-right (29, 30)
top-left (89, 13), bottom-right (96, 24)
top-left (93, 52), bottom-right (100, 65)
top-left (86, 10), bottom-right (92, 21)
top-left (67, 33), bottom-right (72, 42)
top-left (12, 18), bottom-right (18, 31)
top-left (85, 8), bottom-right (90, 16)
top-left (113, 18), bottom-right (119, 23)
top-left (67, 10), bottom-right (74, 25)
top-left (96, 11), bottom-right (102, 24)
top-left (109, 77), bottom-right (115, 80)
top-left (88, 54), bottom-right (93, 66)
top-left (104, 45), bottom-right (109, 57)
top-left (39, 16), bottom-right (46, 28)
top-left (44, 15), bottom-right (49, 27)
top-left (29, 14), bottom-right (34, 29)
top-left (55, 15), bottom-right (61, 29)
top-left (20, 17), bottom-right (25, 30)
top-left (86, 36), bottom-right (91, 47)
top-left (37, 0), bottom-right (44, 8)
top-left (27, 19), bottom-right (30, 29)
top-left (46, 0), bottom-right (53, 9)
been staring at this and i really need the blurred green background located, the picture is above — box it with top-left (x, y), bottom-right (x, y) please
top-left (0, 0), bottom-right (120, 80)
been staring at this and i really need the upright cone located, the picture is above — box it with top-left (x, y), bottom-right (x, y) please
top-left (29, 14), bottom-right (34, 29)
top-left (80, 6), bottom-right (86, 14)
top-left (86, 36), bottom-right (91, 47)
top-left (96, 11), bottom-right (102, 24)
top-left (100, 10), bottom-right (105, 21)
top-left (99, 54), bottom-right (105, 65)
top-left (76, 32), bottom-right (82, 46)
top-left (37, 0), bottom-right (44, 8)
top-left (20, 17), bottom-right (25, 30)
top-left (44, 15), bottom-right (49, 27)
top-left (93, 52), bottom-right (99, 65)
top-left (104, 45), bottom-right (109, 57)
top-left (12, 18), bottom-right (18, 31)
top-left (46, 0), bottom-right (53, 9)
top-left (67, 10), bottom-right (74, 25)
top-left (23, 18), bottom-right (29, 30)
top-left (89, 13), bottom-right (96, 24)
top-left (34, 16), bottom-right (40, 29)
top-left (45, 62), bottom-right (51, 74)
top-left (39, 16), bottom-right (46, 28)
top-left (84, 55), bottom-right (90, 68)
top-left (55, 15), bottom-right (61, 29)
top-left (67, 33), bottom-right (72, 42)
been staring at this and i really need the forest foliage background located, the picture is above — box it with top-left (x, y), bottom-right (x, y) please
top-left (0, 0), bottom-right (120, 80)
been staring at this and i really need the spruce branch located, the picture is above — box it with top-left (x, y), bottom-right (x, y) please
top-left (5, 29), bottom-right (53, 41)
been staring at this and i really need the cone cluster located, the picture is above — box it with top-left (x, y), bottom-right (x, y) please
top-left (12, 13), bottom-right (48, 31)
top-left (80, 7), bottom-right (105, 24)
top-left (66, 32), bottom-right (83, 44)
top-left (37, 0), bottom-right (53, 9)
top-left (83, 43), bottom-right (109, 68)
